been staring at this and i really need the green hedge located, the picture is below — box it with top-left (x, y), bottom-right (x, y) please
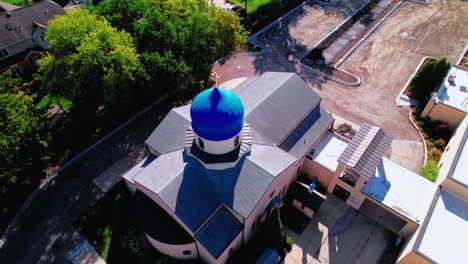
top-left (407, 58), bottom-right (451, 100)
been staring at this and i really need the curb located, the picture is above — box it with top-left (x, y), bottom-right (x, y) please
top-left (334, 0), bottom-right (404, 67)
top-left (297, 59), bottom-right (361, 86)
top-left (407, 109), bottom-right (428, 166)
top-left (0, 94), bottom-right (168, 249)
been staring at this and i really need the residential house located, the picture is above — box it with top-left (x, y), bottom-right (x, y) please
top-left (0, 0), bottom-right (64, 77)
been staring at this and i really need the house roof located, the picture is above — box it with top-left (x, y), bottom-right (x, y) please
top-left (432, 65), bottom-right (468, 113)
top-left (195, 205), bottom-right (243, 259)
top-left (280, 106), bottom-right (334, 159)
top-left (309, 132), bottom-right (348, 172)
top-left (0, 1), bottom-right (64, 48)
top-left (235, 72), bottom-right (323, 146)
top-left (146, 72), bottom-right (331, 158)
top-left (145, 105), bottom-right (191, 155)
top-left (361, 158), bottom-right (437, 223)
top-left (417, 189), bottom-right (468, 263)
top-left (133, 145), bottom-right (296, 232)
top-left (338, 124), bottom-right (393, 178)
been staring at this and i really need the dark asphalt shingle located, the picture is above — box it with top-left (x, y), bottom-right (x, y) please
top-left (0, 1), bottom-right (64, 48)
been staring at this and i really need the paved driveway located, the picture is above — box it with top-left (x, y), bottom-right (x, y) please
top-left (213, 0), bottom-right (468, 142)
top-left (284, 195), bottom-right (400, 264)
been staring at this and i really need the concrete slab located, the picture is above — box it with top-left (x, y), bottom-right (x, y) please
top-left (285, 195), bottom-right (399, 264)
top-left (389, 140), bottom-right (423, 173)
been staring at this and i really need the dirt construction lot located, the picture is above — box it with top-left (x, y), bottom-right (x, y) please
top-left (213, 0), bottom-right (468, 141)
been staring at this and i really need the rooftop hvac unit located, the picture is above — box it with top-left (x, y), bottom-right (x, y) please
top-left (460, 85), bottom-right (467, 92)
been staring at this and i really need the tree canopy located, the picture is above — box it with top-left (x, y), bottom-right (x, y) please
top-left (408, 58), bottom-right (451, 100)
top-left (91, 0), bottom-right (247, 98)
top-left (37, 9), bottom-right (144, 107)
top-left (0, 72), bottom-right (50, 194)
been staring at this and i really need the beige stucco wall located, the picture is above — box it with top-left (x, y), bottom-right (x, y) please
top-left (421, 99), bottom-right (467, 129)
top-left (440, 179), bottom-right (468, 200)
top-left (302, 158), bottom-right (334, 188)
top-left (146, 235), bottom-right (198, 260)
top-left (397, 251), bottom-right (431, 264)
top-left (437, 116), bottom-right (468, 199)
top-left (326, 165), bottom-right (367, 209)
top-left (243, 162), bottom-right (299, 242)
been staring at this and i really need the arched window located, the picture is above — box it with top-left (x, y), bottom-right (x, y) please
top-left (234, 135), bottom-right (239, 147)
top-left (198, 138), bottom-right (204, 150)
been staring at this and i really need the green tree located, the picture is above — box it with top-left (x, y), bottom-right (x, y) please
top-left (0, 90), bottom-right (50, 195)
top-left (90, 0), bottom-right (246, 97)
top-left (0, 70), bottom-right (19, 94)
top-left (408, 58), bottom-right (451, 100)
top-left (37, 9), bottom-right (144, 107)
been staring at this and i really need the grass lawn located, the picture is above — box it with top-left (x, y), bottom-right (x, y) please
top-left (229, 0), bottom-right (276, 13)
top-left (35, 95), bottom-right (73, 111)
top-left (2, 0), bottom-right (24, 6)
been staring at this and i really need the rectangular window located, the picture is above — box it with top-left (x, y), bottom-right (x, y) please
top-left (269, 191), bottom-right (275, 198)
top-left (183, 250), bottom-right (191, 255)
top-left (198, 138), bottom-right (204, 150)
top-left (13, 66), bottom-right (23, 78)
top-left (1, 49), bottom-right (9, 57)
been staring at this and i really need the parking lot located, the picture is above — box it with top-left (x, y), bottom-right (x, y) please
top-left (284, 195), bottom-right (400, 264)
top-left (213, 0), bottom-right (468, 142)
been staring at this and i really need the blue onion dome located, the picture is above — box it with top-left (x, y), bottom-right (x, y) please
top-left (190, 88), bottom-right (244, 141)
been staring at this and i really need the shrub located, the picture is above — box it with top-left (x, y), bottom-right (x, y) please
top-left (335, 123), bottom-right (357, 139)
top-left (415, 120), bottom-right (425, 127)
top-left (432, 120), bottom-right (451, 140)
top-left (420, 162), bottom-right (439, 182)
top-left (430, 148), bottom-right (442, 162)
top-left (407, 58), bottom-right (451, 100)
top-left (425, 140), bottom-right (434, 150)
top-left (434, 139), bottom-right (446, 149)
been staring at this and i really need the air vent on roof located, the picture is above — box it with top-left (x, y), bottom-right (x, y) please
top-left (5, 12), bottom-right (12, 19)
top-left (461, 86), bottom-right (467, 92)
top-left (5, 23), bottom-right (13, 31)
top-left (448, 74), bottom-right (456, 86)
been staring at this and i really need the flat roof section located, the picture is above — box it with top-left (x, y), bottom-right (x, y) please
top-left (417, 189), bottom-right (468, 263)
top-left (310, 132), bottom-right (348, 172)
top-left (361, 158), bottom-right (437, 223)
top-left (433, 65), bottom-right (468, 113)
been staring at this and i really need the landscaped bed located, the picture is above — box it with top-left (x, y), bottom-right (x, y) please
top-left (403, 57), bottom-right (451, 181)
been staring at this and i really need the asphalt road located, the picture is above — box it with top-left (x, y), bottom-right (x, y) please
top-left (0, 99), bottom-right (172, 263)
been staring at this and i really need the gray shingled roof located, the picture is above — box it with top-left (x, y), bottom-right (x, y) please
top-left (280, 106), bottom-right (334, 159)
top-left (235, 72), bottom-right (322, 146)
top-left (145, 105), bottom-right (191, 155)
top-left (133, 145), bottom-right (296, 232)
top-left (338, 124), bottom-right (393, 178)
top-left (0, 1), bottom-right (64, 48)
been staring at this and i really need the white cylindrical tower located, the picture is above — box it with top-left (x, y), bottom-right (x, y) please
top-left (190, 87), bottom-right (244, 155)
